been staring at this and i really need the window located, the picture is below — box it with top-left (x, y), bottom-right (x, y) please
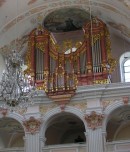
top-left (65, 47), bottom-right (77, 54)
top-left (120, 52), bottom-right (130, 82)
top-left (124, 59), bottom-right (130, 82)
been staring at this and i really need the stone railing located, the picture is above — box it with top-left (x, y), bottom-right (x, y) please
top-left (0, 147), bottom-right (24, 152)
top-left (43, 143), bottom-right (86, 152)
top-left (106, 140), bottom-right (130, 152)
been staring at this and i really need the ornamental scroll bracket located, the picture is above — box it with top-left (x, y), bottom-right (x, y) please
top-left (23, 116), bottom-right (41, 134)
top-left (85, 111), bottom-right (104, 130)
top-left (0, 108), bottom-right (8, 117)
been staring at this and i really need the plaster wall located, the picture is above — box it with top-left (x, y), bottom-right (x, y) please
top-left (0, 54), bottom-right (6, 81)
top-left (109, 32), bottom-right (130, 83)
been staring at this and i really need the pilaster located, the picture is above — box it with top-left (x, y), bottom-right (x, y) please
top-left (25, 132), bottom-right (40, 152)
top-left (85, 111), bottom-right (104, 152)
top-left (88, 128), bottom-right (104, 152)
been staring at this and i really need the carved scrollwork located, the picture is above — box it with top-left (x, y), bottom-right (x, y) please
top-left (0, 108), bottom-right (8, 117)
top-left (85, 111), bottom-right (104, 130)
top-left (23, 116), bottom-right (41, 134)
top-left (36, 42), bottom-right (45, 52)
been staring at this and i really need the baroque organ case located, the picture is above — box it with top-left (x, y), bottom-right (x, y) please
top-left (25, 17), bottom-right (116, 101)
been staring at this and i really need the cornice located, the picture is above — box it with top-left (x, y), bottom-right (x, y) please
top-left (33, 82), bottom-right (130, 103)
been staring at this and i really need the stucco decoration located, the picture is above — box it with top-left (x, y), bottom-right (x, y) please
top-left (108, 22), bottom-right (130, 38)
top-left (43, 8), bottom-right (90, 32)
top-left (69, 102), bottom-right (87, 112)
top-left (0, 108), bottom-right (7, 117)
top-left (101, 98), bottom-right (122, 110)
top-left (28, 0), bottom-right (38, 5)
top-left (85, 111), bottom-right (104, 130)
top-left (0, 0), bottom-right (6, 7)
top-left (16, 108), bottom-right (27, 115)
top-left (23, 116), bottom-right (41, 134)
top-left (40, 104), bottom-right (57, 114)
top-left (0, 35), bottom-right (28, 56)
top-left (123, 96), bottom-right (129, 105)
top-left (119, 0), bottom-right (130, 9)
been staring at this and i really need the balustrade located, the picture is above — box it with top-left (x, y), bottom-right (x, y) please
top-left (106, 140), bottom-right (130, 152)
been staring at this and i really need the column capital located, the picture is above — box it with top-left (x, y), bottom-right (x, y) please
top-left (23, 116), bottom-right (42, 134)
top-left (84, 111), bottom-right (104, 130)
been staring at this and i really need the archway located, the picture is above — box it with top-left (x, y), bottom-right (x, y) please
top-left (0, 117), bottom-right (25, 148)
top-left (106, 105), bottom-right (130, 142)
top-left (45, 112), bottom-right (86, 145)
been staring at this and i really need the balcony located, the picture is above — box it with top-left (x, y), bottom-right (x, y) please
top-left (43, 143), bottom-right (86, 152)
top-left (106, 140), bottom-right (130, 152)
top-left (0, 147), bottom-right (24, 152)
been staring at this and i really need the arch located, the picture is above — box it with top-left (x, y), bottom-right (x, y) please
top-left (103, 100), bottom-right (130, 142)
top-left (5, 111), bottom-right (25, 131)
top-left (102, 99), bottom-right (125, 131)
top-left (0, 113), bottom-right (25, 148)
top-left (113, 121), bottom-right (130, 140)
top-left (40, 106), bottom-right (88, 140)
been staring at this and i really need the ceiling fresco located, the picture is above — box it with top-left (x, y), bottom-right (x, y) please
top-left (43, 8), bottom-right (90, 32)
top-left (0, 0), bottom-right (130, 55)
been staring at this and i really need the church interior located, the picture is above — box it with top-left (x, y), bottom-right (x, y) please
top-left (0, 0), bottom-right (130, 152)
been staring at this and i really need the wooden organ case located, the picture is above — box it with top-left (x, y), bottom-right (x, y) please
top-left (25, 18), bottom-right (116, 103)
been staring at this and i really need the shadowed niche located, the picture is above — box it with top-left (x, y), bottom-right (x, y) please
top-left (43, 8), bottom-right (90, 32)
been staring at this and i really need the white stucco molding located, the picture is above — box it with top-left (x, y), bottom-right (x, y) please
top-left (102, 100), bottom-right (130, 131)
top-left (39, 105), bottom-right (88, 138)
top-left (6, 111), bottom-right (25, 132)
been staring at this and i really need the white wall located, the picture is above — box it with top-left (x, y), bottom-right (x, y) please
top-left (0, 54), bottom-right (6, 81)
top-left (109, 31), bottom-right (130, 83)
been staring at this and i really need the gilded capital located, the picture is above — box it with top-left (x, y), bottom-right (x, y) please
top-left (85, 111), bottom-right (104, 130)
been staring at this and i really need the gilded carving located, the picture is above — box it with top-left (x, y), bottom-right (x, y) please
top-left (69, 102), bottom-right (87, 112)
top-left (23, 117), bottom-right (41, 134)
top-left (94, 79), bottom-right (110, 84)
top-left (85, 111), bottom-right (104, 130)
top-left (105, 28), bottom-right (117, 73)
top-left (101, 99), bottom-right (121, 110)
top-left (16, 108), bottom-right (27, 115)
top-left (91, 34), bottom-right (100, 45)
top-left (36, 42), bottom-right (45, 52)
top-left (40, 104), bottom-right (57, 114)
top-left (0, 108), bottom-right (7, 117)
top-left (123, 96), bottom-right (129, 105)
top-left (28, 0), bottom-right (38, 5)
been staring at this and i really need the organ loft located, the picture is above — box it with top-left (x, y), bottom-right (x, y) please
top-left (25, 17), bottom-right (116, 104)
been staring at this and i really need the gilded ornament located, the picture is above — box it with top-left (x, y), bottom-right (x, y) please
top-left (40, 104), bottom-right (57, 114)
top-left (85, 111), bottom-right (104, 130)
top-left (23, 117), bottom-right (41, 134)
top-left (69, 102), bottom-right (87, 112)
top-left (93, 79), bottom-right (109, 84)
top-left (36, 42), bottom-right (45, 52)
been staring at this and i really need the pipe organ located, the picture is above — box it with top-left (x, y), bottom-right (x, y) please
top-left (25, 18), bottom-right (116, 98)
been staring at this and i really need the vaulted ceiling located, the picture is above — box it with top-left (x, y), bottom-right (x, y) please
top-left (0, 0), bottom-right (130, 56)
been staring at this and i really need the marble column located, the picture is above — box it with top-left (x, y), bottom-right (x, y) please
top-left (85, 111), bottom-right (104, 152)
top-left (25, 132), bottom-right (40, 152)
top-left (88, 128), bottom-right (104, 152)
top-left (40, 136), bottom-right (46, 152)
top-left (84, 132), bottom-right (89, 152)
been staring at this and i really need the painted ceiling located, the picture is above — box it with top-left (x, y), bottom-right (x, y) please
top-left (0, 0), bottom-right (130, 55)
